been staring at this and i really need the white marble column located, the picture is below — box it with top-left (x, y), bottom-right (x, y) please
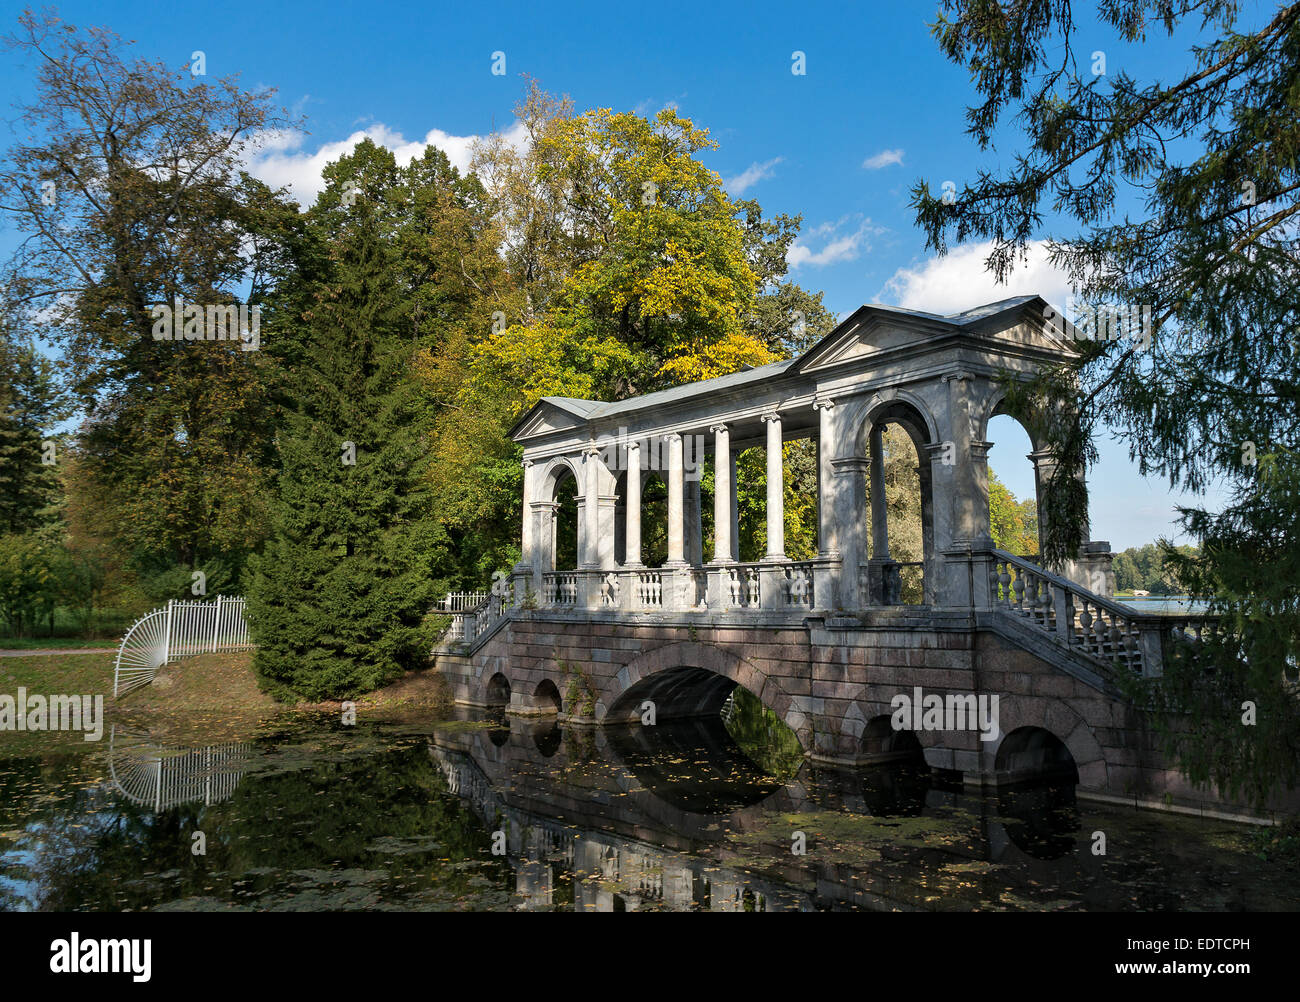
top-left (710, 424), bottom-right (733, 563)
top-left (813, 400), bottom-right (836, 557)
top-left (869, 423), bottom-right (891, 560)
top-left (625, 440), bottom-right (642, 566)
top-left (666, 433), bottom-right (686, 566)
top-left (730, 452), bottom-right (740, 561)
top-left (763, 412), bottom-right (785, 560)
top-left (519, 459), bottom-right (535, 564)
top-left (582, 445), bottom-right (601, 568)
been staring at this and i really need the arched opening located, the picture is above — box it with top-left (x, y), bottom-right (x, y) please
top-left (994, 726), bottom-right (1081, 859)
top-left (543, 465), bottom-right (580, 571)
top-left (533, 678), bottom-right (562, 715)
top-left (995, 726), bottom-right (1079, 785)
top-left (858, 400), bottom-right (936, 606)
top-left (859, 714), bottom-right (925, 762)
top-left (486, 672), bottom-right (511, 708)
top-left (986, 412), bottom-right (1041, 559)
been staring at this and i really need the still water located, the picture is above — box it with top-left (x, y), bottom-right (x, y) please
top-left (0, 708), bottom-right (1294, 911)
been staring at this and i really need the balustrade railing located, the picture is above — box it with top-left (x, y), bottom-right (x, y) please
top-left (541, 572), bottom-right (578, 607)
top-left (724, 563), bottom-right (762, 608)
top-left (781, 561), bottom-right (816, 609)
top-left (989, 549), bottom-right (1219, 680)
top-left (446, 593), bottom-right (507, 643)
top-left (634, 570), bottom-right (663, 608)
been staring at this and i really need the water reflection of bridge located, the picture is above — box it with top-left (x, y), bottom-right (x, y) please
top-left (108, 725), bottom-right (253, 812)
top-left (430, 715), bottom-right (1095, 912)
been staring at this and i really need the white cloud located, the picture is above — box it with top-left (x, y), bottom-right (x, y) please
top-left (244, 120), bottom-right (529, 207)
top-left (862, 148), bottom-right (904, 169)
top-left (878, 239), bottom-right (1074, 314)
top-left (786, 216), bottom-right (882, 269)
top-left (724, 157), bottom-right (782, 196)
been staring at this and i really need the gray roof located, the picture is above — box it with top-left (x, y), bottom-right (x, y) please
top-left (512, 295), bottom-right (1052, 440)
top-left (851, 295), bottom-right (1040, 327)
top-left (585, 357), bottom-right (797, 420)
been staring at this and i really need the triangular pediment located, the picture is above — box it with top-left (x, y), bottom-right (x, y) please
top-left (509, 396), bottom-right (604, 442)
top-left (793, 296), bottom-right (1078, 376)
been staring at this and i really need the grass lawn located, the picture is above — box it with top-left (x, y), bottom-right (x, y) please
top-left (1, 647), bottom-right (454, 753)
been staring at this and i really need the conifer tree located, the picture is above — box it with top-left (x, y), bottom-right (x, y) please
top-left (248, 199), bottom-right (438, 699)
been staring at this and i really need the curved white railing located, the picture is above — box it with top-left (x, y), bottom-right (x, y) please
top-left (113, 596), bottom-right (253, 697)
top-left (108, 725), bottom-right (251, 810)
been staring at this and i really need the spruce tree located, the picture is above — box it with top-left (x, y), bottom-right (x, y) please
top-left (0, 335), bottom-right (64, 534)
top-left (248, 199), bottom-right (438, 700)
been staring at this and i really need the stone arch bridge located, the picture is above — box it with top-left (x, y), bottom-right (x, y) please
top-left (434, 296), bottom-right (1237, 815)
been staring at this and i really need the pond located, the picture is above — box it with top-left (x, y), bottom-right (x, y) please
top-left (1116, 596), bottom-right (1210, 614)
top-left (1, 706), bottom-right (1294, 911)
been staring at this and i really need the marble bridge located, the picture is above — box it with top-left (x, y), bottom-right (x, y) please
top-left (433, 296), bottom-right (1236, 816)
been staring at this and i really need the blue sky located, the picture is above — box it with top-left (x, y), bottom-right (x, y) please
top-left (0, 0), bottom-right (1250, 549)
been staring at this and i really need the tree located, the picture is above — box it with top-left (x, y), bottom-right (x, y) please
top-left (469, 93), bottom-right (773, 407)
top-left (0, 332), bottom-right (64, 533)
top-left (0, 10), bottom-right (296, 589)
top-left (462, 85), bottom-right (842, 575)
top-left (913, 0), bottom-right (1299, 804)
top-left (247, 198), bottom-right (439, 700)
top-left (0, 532), bottom-right (60, 637)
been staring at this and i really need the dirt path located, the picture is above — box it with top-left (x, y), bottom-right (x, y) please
top-left (0, 648), bottom-right (114, 657)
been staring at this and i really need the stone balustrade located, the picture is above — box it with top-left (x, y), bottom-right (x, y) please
top-left (521, 558), bottom-right (834, 615)
top-left (989, 548), bottom-right (1219, 680)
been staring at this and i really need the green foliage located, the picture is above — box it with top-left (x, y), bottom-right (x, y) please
top-left (0, 336), bottom-right (65, 534)
top-left (559, 658), bottom-right (597, 717)
top-left (914, 1), bottom-right (1300, 800)
top-left (247, 200), bottom-right (439, 700)
top-left (0, 532), bottom-right (62, 637)
top-left (1112, 543), bottom-right (1198, 593)
top-left (723, 685), bottom-right (804, 780)
top-left (988, 470), bottom-right (1038, 557)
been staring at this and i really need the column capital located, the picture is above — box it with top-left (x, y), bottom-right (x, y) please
top-left (831, 456), bottom-right (870, 475)
top-left (626, 438), bottom-right (641, 451)
top-left (662, 431), bottom-right (683, 443)
top-left (582, 443), bottom-right (601, 458)
top-left (709, 422), bottom-right (730, 434)
top-left (812, 396), bottom-right (835, 411)
top-left (761, 411), bottom-right (782, 425)
top-left (942, 370), bottom-right (976, 384)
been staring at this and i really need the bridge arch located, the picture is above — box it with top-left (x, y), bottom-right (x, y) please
top-left (600, 641), bottom-right (810, 750)
top-left (486, 671), bottom-right (511, 708)
top-left (995, 726), bottom-right (1079, 784)
top-left (991, 696), bottom-right (1107, 789)
top-left (534, 678), bottom-right (562, 715)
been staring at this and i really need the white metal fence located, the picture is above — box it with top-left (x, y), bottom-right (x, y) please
top-left (113, 596), bottom-right (253, 697)
top-left (441, 591), bottom-right (488, 611)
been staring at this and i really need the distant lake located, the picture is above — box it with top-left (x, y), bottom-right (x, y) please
top-left (1117, 595), bottom-right (1211, 614)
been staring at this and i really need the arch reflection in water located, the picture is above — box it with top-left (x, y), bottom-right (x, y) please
top-left (993, 726), bottom-right (1081, 860)
top-left (108, 725), bottom-right (252, 812)
top-left (605, 714), bottom-right (783, 814)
